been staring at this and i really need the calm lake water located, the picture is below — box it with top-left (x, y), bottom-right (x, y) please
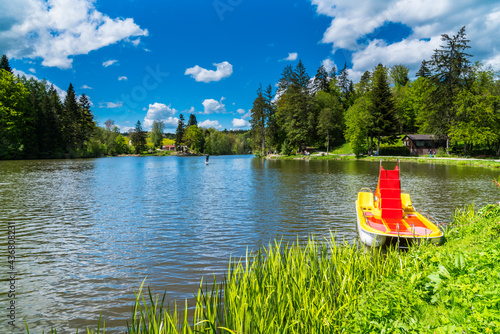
top-left (0, 156), bottom-right (499, 333)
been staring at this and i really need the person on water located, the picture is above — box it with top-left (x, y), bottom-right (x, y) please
top-left (206, 154), bottom-right (209, 163)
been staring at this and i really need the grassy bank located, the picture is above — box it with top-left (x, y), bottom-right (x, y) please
top-left (60, 202), bottom-right (500, 333)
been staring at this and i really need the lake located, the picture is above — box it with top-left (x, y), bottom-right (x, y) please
top-left (0, 156), bottom-right (498, 333)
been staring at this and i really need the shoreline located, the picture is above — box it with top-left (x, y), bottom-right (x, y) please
top-left (264, 153), bottom-right (500, 169)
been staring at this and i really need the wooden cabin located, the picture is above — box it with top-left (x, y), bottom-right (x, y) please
top-left (402, 135), bottom-right (447, 155)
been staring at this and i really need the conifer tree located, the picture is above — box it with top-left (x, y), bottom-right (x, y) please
top-left (0, 55), bottom-right (12, 74)
top-left (131, 120), bottom-right (147, 153)
top-left (187, 113), bottom-right (198, 127)
top-left (250, 84), bottom-right (267, 154)
top-left (416, 60), bottom-right (431, 78)
top-left (62, 83), bottom-right (79, 151)
top-left (175, 114), bottom-right (185, 151)
top-left (370, 64), bottom-right (397, 154)
top-left (313, 65), bottom-right (330, 93)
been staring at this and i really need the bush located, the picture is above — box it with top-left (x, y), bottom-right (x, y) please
top-left (379, 146), bottom-right (410, 156)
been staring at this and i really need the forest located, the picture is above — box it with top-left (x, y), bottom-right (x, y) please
top-left (250, 27), bottom-right (500, 157)
top-left (0, 54), bottom-right (250, 159)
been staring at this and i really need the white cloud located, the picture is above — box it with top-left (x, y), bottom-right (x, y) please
top-left (198, 119), bottom-right (222, 129)
top-left (321, 58), bottom-right (336, 72)
top-left (81, 84), bottom-right (92, 89)
top-left (185, 61), bottom-right (233, 83)
top-left (202, 97), bottom-right (226, 114)
top-left (311, 0), bottom-right (500, 73)
top-left (12, 68), bottom-right (66, 99)
top-left (29, 68), bottom-right (36, 73)
top-left (143, 102), bottom-right (178, 128)
top-left (242, 111), bottom-right (252, 119)
top-left (118, 76), bottom-right (128, 81)
top-left (232, 118), bottom-right (250, 128)
top-left (104, 102), bottom-right (122, 108)
top-left (283, 52), bottom-right (298, 61)
top-left (118, 125), bottom-right (135, 133)
top-left (103, 59), bottom-right (118, 67)
top-left (0, 0), bottom-right (148, 69)
top-left (236, 108), bottom-right (246, 115)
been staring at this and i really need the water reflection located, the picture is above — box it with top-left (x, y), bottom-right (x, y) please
top-left (0, 157), bottom-right (498, 333)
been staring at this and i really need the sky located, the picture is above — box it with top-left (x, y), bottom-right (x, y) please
top-left (1, 0), bottom-right (500, 133)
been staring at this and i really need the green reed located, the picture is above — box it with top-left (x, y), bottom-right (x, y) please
top-left (124, 235), bottom-right (415, 333)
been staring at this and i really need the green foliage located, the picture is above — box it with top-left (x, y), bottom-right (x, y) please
top-left (174, 114), bottom-right (185, 151)
top-left (182, 125), bottom-right (204, 153)
top-left (345, 96), bottom-right (371, 157)
top-left (149, 120), bottom-right (165, 148)
top-left (131, 121), bottom-right (147, 153)
top-left (280, 140), bottom-right (291, 156)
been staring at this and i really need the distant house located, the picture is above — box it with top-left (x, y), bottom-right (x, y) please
top-left (402, 135), bottom-right (447, 155)
top-left (163, 144), bottom-right (176, 151)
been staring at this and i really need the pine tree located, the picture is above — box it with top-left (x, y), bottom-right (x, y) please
top-left (370, 64), bottom-right (397, 154)
top-left (187, 113), bottom-right (197, 127)
top-left (0, 55), bottom-right (12, 74)
top-left (250, 84), bottom-right (267, 154)
top-left (78, 93), bottom-right (95, 148)
top-left (175, 114), bottom-right (185, 151)
top-left (264, 84), bottom-right (279, 151)
top-left (416, 60), bottom-right (431, 78)
top-left (313, 65), bottom-right (330, 93)
top-left (62, 83), bottom-right (79, 151)
top-left (131, 120), bottom-right (147, 153)
top-left (427, 26), bottom-right (473, 148)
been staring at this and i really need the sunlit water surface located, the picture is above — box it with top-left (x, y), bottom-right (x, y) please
top-left (0, 156), bottom-right (498, 332)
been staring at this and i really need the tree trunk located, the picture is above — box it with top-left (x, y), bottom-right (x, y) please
top-left (366, 134), bottom-right (370, 155)
top-left (326, 130), bottom-right (330, 155)
top-left (377, 135), bottom-right (381, 155)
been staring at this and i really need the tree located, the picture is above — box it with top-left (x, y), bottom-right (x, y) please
top-left (250, 84), bottom-right (267, 154)
top-left (62, 83), bottom-right (79, 151)
top-left (0, 69), bottom-right (31, 159)
top-left (105, 119), bottom-right (115, 131)
top-left (276, 60), bottom-right (317, 151)
top-left (182, 125), bottom-right (204, 153)
top-left (150, 120), bottom-right (165, 148)
top-left (345, 95), bottom-right (372, 157)
top-left (370, 64), bottom-right (397, 153)
top-left (175, 114), bottom-right (185, 151)
top-left (0, 55), bottom-right (12, 74)
top-left (390, 65), bottom-right (410, 88)
top-left (264, 84), bottom-right (279, 151)
top-left (78, 93), bottom-right (95, 149)
top-left (187, 113), bottom-right (198, 127)
top-left (131, 120), bottom-right (147, 153)
top-left (416, 60), bottom-right (431, 78)
top-left (427, 26), bottom-right (473, 148)
top-left (313, 65), bottom-right (330, 93)
top-left (316, 91), bottom-right (344, 153)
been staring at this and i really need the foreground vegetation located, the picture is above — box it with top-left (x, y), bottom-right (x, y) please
top-left (35, 202), bottom-right (500, 333)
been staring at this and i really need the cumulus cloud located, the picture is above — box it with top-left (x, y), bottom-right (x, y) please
top-left (118, 76), bottom-right (128, 81)
top-left (202, 97), bottom-right (226, 114)
top-left (321, 58), bottom-right (336, 72)
top-left (103, 59), bottom-right (118, 67)
top-left (311, 0), bottom-right (500, 73)
top-left (232, 118), bottom-right (250, 128)
top-left (236, 108), bottom-right (246, 115)
top-left (0, 0), bottom-right (148, 69)
top-left (81, 84), bottom-right (92, 89)
top-left (143, 102), bottom-right (178, 128)
top-left (185, 61), bottom-right (233, 83)
top-left (103, 102), bottom-right (123, 108)
top-left (198, 119), bottom-right (222, 129)
top-left (282, 52), bottom-right (298, 61)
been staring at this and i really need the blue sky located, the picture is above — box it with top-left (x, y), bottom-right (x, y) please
top-left (2, 0), bottom-right (500, 132)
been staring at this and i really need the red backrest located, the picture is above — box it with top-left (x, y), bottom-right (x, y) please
top-left (377, 165), bottom-right (403, 220)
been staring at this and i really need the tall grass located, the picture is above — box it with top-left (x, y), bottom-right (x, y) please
top-left (126, 236), bottom-right (415, 333)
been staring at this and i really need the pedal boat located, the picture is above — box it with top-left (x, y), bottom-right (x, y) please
top-left (356, 162), bottom-right (443, 247)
